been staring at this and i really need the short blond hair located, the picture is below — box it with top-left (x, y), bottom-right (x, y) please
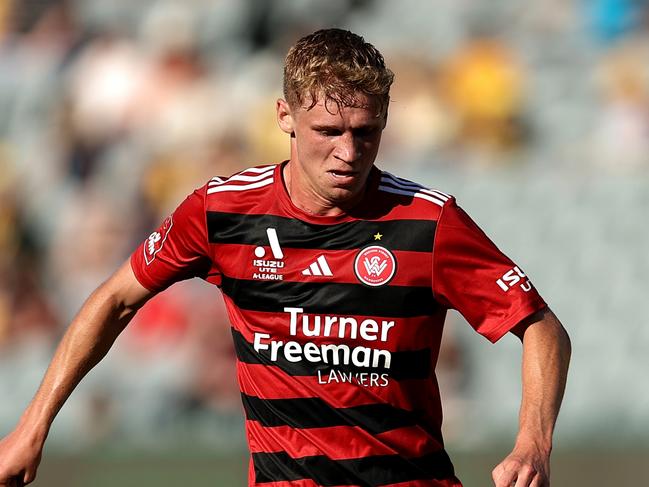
top-left (283, 29), bottom-right (394, 114)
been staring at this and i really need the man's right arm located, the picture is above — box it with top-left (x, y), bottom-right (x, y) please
top-left (0, 260), bottom-right (155, 486)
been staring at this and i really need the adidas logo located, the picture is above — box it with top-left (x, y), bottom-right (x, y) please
top-left (302, 255), bottom-right (333, 277)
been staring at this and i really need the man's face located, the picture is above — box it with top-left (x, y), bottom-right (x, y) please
top-left (277, 93), bottom-right (387, 215)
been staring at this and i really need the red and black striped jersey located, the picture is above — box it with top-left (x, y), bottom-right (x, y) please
top-left (131, 162), bottom-right (547, 487)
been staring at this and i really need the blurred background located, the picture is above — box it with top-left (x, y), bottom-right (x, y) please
top-left (0, 0), bottom-right (648, 485)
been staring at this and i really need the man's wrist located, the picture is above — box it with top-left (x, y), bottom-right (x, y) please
top-left (513, 432), bottom-right (553, 457)
top-left (17, 410), bottom-right (50, 446)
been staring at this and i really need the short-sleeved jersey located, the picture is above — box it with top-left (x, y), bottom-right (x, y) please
top-left (131, 162), bottom-right (547, 487)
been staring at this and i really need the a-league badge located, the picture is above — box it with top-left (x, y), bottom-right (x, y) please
top-left (353, 245), bottom-right (397, 287)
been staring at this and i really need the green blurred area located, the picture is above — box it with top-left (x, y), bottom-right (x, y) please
top-left (33, 447), bottom-right (649, 486)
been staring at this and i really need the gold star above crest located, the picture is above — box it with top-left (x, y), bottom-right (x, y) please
top-left (373, 232), bottom-right (383, 241)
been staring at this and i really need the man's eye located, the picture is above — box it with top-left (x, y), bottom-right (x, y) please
top-left (318, 129), bottom-right (340, 136)
top-left (356, 128), bottom-right (378, 137)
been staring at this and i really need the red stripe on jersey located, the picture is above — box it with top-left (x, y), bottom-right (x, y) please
top-left (246, 421), bottom-right (442, 461)
top-left (237, 362), bottom-right (439, 411)
top-left (212, 244), bottom-right (432, 287)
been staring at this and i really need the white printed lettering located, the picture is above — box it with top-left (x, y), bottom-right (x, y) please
top-left (303, 315), bottom-right (321, 337)
top-left (270, 340), bottom-right (283, 361)
top-left (285, 307), bottom-right (304, 336)
top-left (253, 333), bottom-right (270, 352)
top-left (323, 316), bottom-right (337, 336)
top-left (380, 321), bottom-right (395, 342)
top-left (497, 266), bottom-right (533, 293)
top-left (303, 342), bottom-right (321, 362)
top-left (372, 349), bottom-right (392, 368)
top-left (283, 341), bottom-right (302, 362)
top-left (339, 317), bottom-right (358, 340)
top-left (359, 319), bottom-right (379, 341)
top-left (321, 344), bottom-right (351, 365)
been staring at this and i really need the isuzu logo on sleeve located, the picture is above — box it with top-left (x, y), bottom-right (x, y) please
top-left (144, 216), bottom-right (173, 265)
top-left (353, 245), bottom-right (397, 287)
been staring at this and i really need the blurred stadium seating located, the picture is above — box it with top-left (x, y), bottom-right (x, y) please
top-left (1, 0), bottom-right (648, 485)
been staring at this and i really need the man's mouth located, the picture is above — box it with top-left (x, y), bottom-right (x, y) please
top-left (329, 170), bottom-right (357, 179)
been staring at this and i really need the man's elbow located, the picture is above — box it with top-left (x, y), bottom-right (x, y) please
top-left (555, 318), bottom-right (571, 364)
top-left (511, 308), bottom-right (571, 352)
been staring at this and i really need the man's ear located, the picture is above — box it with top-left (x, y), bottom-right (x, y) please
top-left (277, 98), bottom-right (295, 135)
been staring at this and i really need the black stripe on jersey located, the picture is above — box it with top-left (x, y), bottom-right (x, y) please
top-left (206, 212), bottom-right (436, 252)
top-left (242, 394), bottom-right (419, 434)
top-left (232, 329), bottom-right (432, 380)
top-left (252, 450), bottom-right (455, 485)
top-left (221, 277), bottom-right (436, 318)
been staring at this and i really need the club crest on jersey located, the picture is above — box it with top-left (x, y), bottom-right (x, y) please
top-left (144, 216), bottom-right (173, 265)
top-left (353, 245), bottom-right (397, 287)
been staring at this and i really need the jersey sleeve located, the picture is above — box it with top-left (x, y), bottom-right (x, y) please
top-left (130, 185), bottom-right (212, 292)
top-left (432, 198), bottom-right (547, 343)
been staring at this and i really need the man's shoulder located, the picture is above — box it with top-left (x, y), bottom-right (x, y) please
top-left (374, 169), bottom-right (454, 219)
top-left (206, 163), bottom-right (278, 192)
top-left (201, 163), bottom-right (279, 206)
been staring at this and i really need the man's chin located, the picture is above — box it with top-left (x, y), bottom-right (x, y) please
top-left (327, 186), bottom-right (365, 208)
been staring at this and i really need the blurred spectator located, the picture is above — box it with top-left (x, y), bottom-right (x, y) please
top-left (46, 187), bottom-right (135, 321)
top-left (132, 1), bottom-right (246, 216)
top-left (2, 259), bottom-right (60, 348)
top-left (436, 312), bottom-right (469, 445)
top-left (381, 54), bottom-right (458, 165)
top-left (246, 88), bottom-right (290, 165)
top-left (591, 42), bottom-right (649, 170)
top-left (62, 32), bottom-right (145, 183)
top-left (180, 283), bottom-right (240, 413)
top-left (441, 35), bottom-right (530, 163)
top-left (123, 280), bottom-right (240, 415)
top-left (0, 185), bottom-right (59, 350)
top-left (0, 0), bottom-right (11, 43)
top-left (0, 187), bottom-right (21, 348)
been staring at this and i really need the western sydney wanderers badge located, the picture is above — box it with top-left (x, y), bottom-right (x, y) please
top-left (353, 245), bottom-right (397, 287)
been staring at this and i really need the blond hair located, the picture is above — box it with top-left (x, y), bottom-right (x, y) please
top-left (283, 29), bottom-right (394, 114)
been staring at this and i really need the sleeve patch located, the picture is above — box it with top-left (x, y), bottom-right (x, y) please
top-left (144, 215), bottom-right (173, 265)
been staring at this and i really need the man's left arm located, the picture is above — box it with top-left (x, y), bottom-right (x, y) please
top-left (492, 307), bottom-right (571, 487)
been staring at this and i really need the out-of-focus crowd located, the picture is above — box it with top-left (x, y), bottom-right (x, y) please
top-left (1, 0), bottom-right (648, 447)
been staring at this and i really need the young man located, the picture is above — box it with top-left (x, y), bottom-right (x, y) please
top-left (0, 29), bottom-right (570, 487)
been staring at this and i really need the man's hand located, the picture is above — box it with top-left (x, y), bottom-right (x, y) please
top-left (492, 308), bottom-right (570, 487)
top-left (0, 428), bottom-right (44, 486)
top-left (492, 443), bottom-right (550, 487)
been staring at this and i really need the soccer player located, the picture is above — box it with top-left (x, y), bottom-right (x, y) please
top-left (0, 29), bottom-right (570, 487)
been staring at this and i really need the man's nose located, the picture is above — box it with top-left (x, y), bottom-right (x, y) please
top-left (335, 132), bottom-right (361, 162)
